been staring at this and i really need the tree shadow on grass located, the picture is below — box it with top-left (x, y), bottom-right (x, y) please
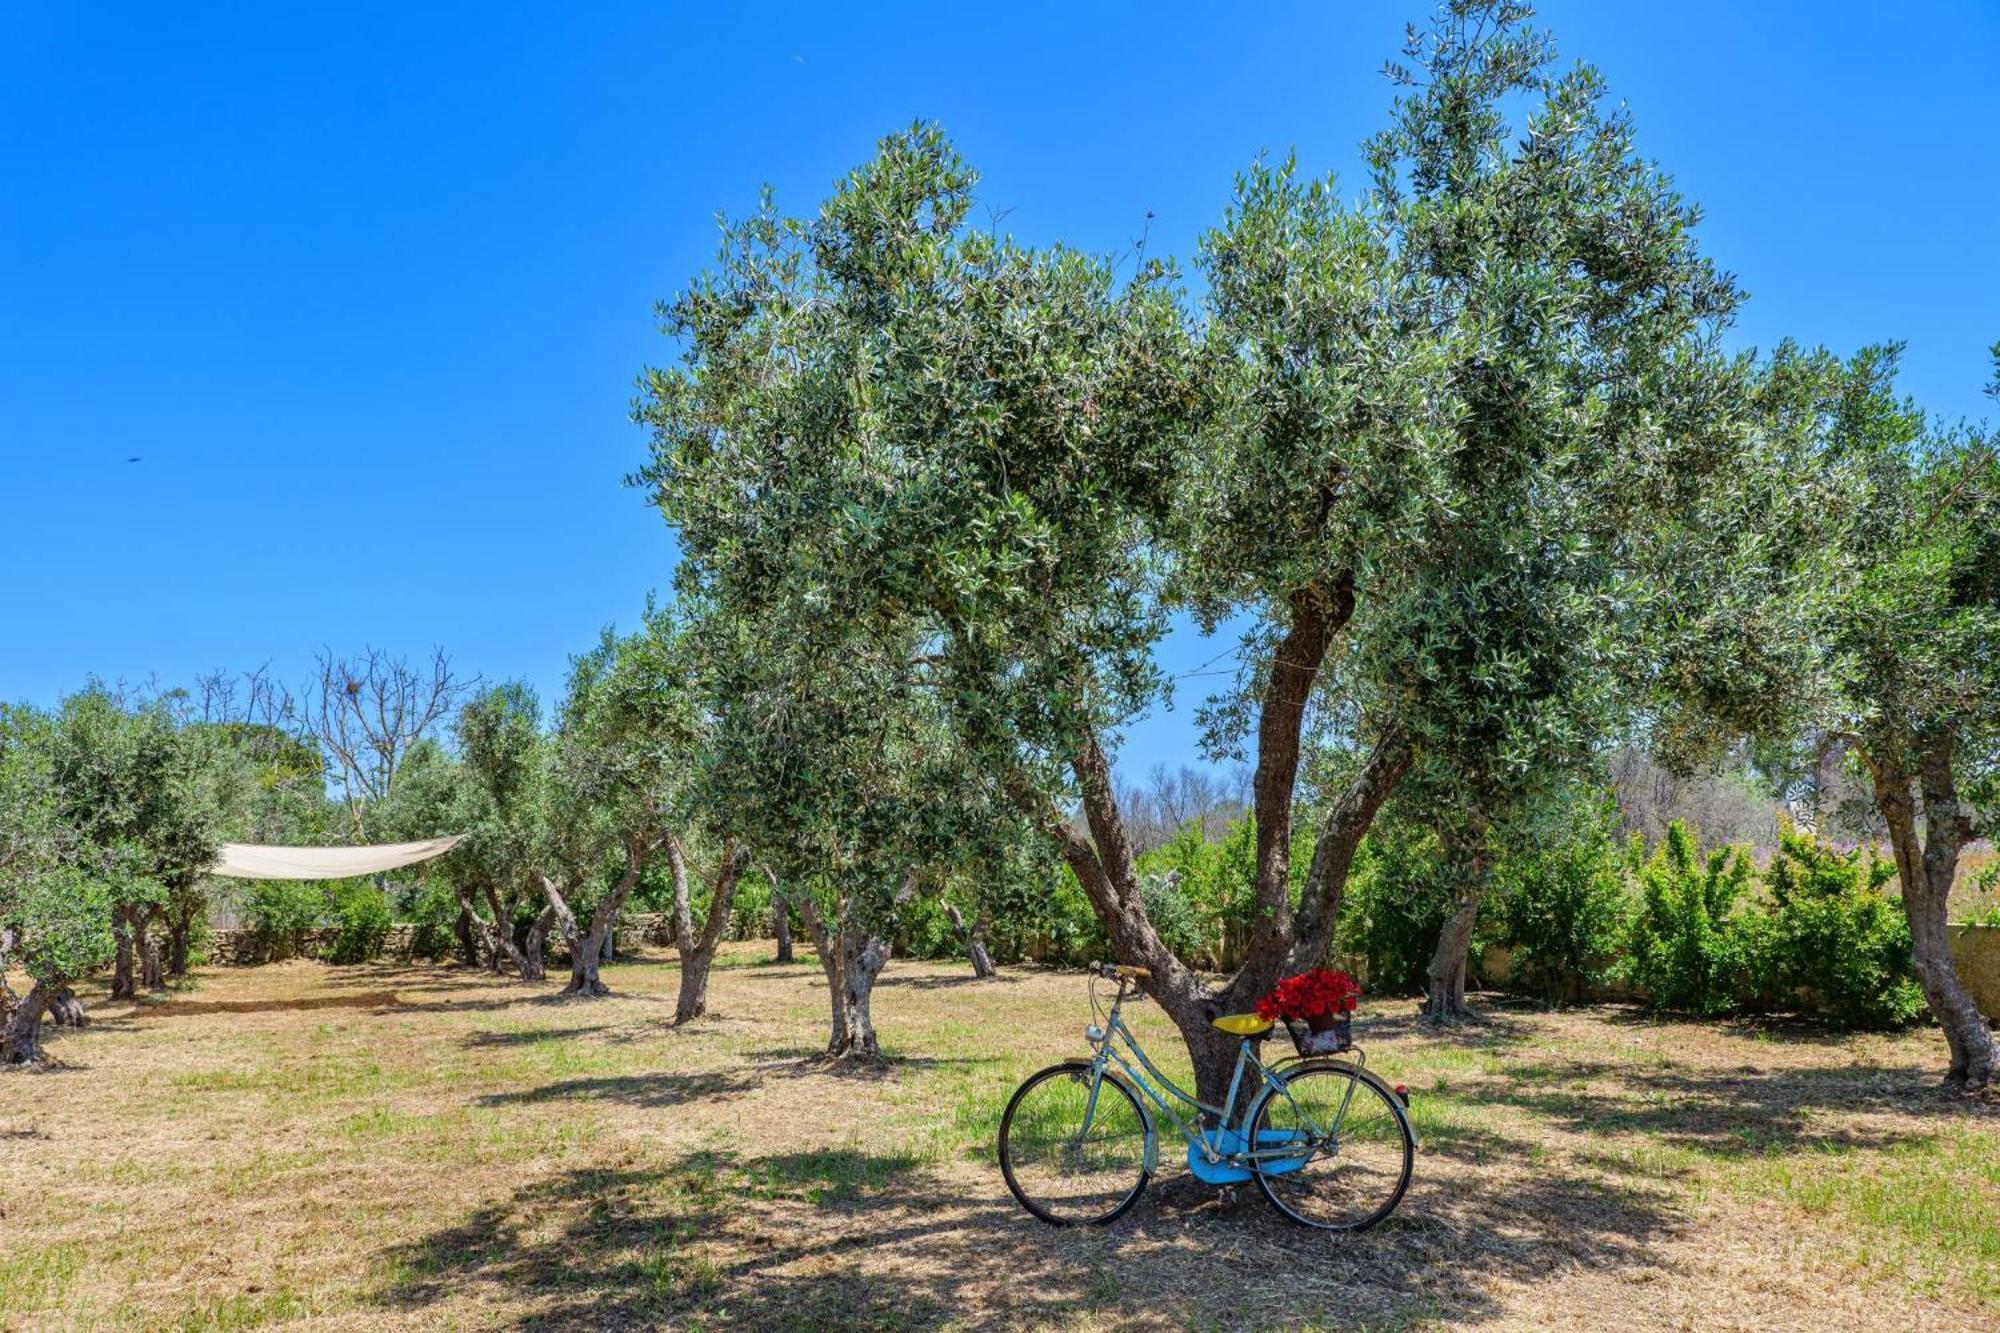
top-left (371, 1125), bottom-right (1687, 1331)
top-left (1464, 1053), bottom-right (1994, 1161)
top-left (742, 1046), bottom-right (1004, 1081)
top-left (1350, 1006), bottom-right (1539, 1050)
top-left (132, 991), bottom-right (403, 1017)
top-left (873, 970), bottom-right (1031, 991)
top-left (460, 1024), bottom-right (621, 1049)
top-left (474, 1070), bottom-right (757, 1110)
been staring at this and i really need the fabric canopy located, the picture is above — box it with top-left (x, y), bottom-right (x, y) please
top-left (208, 835), bottom-right (464, 881)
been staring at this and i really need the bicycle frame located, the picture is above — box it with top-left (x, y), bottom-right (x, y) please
top-left (1081, 982), bottom-right (1363, 1172)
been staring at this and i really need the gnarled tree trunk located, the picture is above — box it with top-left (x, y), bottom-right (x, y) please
top-left (48, 986), bottom-right (87, 1027)
top-left (476, 886), bottom-right (531, 978)
top-left (518, 905), bottom-right (556, 983)
top-left (545, 834), bottom-right (652, 999)
top-left (166, 900), bottom-right (197, 979)
top-left (110, 904), bottom-right (140, 1000)
top-left (942, 901), bottom-right (995, 979)
top-left (769, 870), bottom-right (794, 964)
top-left (1423, 816), bottom-right (1491, 1022)
top-left (454, 902), bottom-right (480, 967)
top-left (139, 907), bottom-right (166, 992)
top-left (2, 980), bottom-right (53, 1065)
top-left (1012, 704), bottom-right (1412, 1110)
top-left (1867, 739), bottom-right (1995, 1090)
top-left (669, 837), bottom-right (750, 1023)
top-left (795, 892), bottom-right (894, 1057)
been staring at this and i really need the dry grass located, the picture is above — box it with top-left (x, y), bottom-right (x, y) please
top-left (2, 944), bottom-right (1997, 1331)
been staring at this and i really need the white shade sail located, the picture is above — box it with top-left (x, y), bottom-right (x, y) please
top-left (208, 835), bottom-right (464, 881)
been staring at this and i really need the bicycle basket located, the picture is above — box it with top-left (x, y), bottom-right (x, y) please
top-left (1282, 1014), bottom-right (1353, 1057)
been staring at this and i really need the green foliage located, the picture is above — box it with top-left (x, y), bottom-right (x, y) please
top-left (1762, 825), bottom-right (1923, 1028)
top-left (1492, 797), bottom-right (1633, 1006)
top-left (325, 883), bottom-right (393, 965)
top-left (1129, 820), bottom-right (1251, 971)
top-left (1337, 824), bottom-right (1459, 995)
top-left (244, 881), bottom-right (328, 961)
top-left (4, 868), bottom-right (117, 987)
top-left (1619, 822), bottom-right (1758, 1015)
top-left (401, 881), bottom-right (464, 960)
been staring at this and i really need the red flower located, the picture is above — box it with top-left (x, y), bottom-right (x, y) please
top-left (1255, 968), bottom-right (1362, 1022)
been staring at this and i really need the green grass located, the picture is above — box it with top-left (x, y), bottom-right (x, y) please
top-left (8, 946), bottom-right (1996, 1330)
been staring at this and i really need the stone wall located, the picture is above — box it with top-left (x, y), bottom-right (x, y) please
top-left (1949, 925), bottom-right (2000, 1022)
top-left (203, 912), bottom-right (681, 967)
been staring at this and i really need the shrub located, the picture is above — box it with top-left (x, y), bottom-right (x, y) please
top-left (1493, 800), bottom-right (1633, 1006)
top-left (402, 881), bottom-right (463, 961)
top-left (724, 867), bottom-right (775, 942)
top-left (1337, 825), bottom-right (1461, 994)
top-left (1762, 824), bottom-right (1923, 1028)
top-left (244, 880), bottom-right (328, 961)
top-left (1619, 821), bottom-right (1757, 1015)
top-left (325, 883), bottom-right (393, 965)
top-left (1015, 868), bottom-right (1108, 968)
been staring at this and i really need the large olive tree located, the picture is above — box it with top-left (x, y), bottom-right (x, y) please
top-left (1676, 344), bottom-right (2000, 1088)
top-left (639, 4), bottom-right (1751, 1100)
top-left (39, 689), bottom-right (229, 1001)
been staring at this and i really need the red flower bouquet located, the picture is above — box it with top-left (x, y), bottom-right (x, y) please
top-left (1256, 969), bottom-right (1361, 1054)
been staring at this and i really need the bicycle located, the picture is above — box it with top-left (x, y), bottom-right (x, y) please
top-left (998, 962), bottom-right (1415, 1230)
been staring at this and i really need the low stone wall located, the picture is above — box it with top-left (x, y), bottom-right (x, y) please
top-left (205, 912), bottom-right (681, 966)
top-left (1949, 925), bottom-right (2000, 1022)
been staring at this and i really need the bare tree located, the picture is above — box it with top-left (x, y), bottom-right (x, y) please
top-left (306, 648), bottom-right (469, 839)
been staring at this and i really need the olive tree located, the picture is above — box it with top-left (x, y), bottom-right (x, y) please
top-left (38, 689), bottom-right (228, 1001)
top-left (1677, 344), bottom-right (2000, 1088)
top-left (1, 705), bottom-right (108, 1063)
top-left (638, 3), bottom-right (1749, 1099)
top-left (542, 614), bottom-right (709, 1001)
top-left (455, 684), bottom-right (563, 979)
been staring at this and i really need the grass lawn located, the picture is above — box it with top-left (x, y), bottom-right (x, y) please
top-left (2, 943), bottom-right (1996, 1330)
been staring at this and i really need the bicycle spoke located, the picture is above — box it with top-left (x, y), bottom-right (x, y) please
top-left (1253, 1064), bottom-right (1413, 1231)
top-left (1000, 1063), bottom-right (1151, 1227)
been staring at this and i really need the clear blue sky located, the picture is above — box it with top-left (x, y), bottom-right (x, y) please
top-left (4, 2), bottom-right (1996, 779)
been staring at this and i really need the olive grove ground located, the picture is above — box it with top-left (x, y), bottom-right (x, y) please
top-left (1, 945), bottom-right (1995, 1330)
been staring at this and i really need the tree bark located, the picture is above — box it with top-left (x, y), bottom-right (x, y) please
top-left (671, 838), bottom-right (750, 1023)
top-left (2, 980), bottom-right (53, 1065)
top-left (454, 901), bottom-right (480, 967)
top-left (166, 902), bottom-right (195, 978)
top-left (794, 892), bottom-right (893, 1058)
top-left (110, 904), bottom-right (139, 1000)
top-left (139, 906), bottom-right (166, 992)
top-left (1239, 579), bottom-right (1348, 1001)
top-left (547, 835), bottom-right (652, 999)
top-left (771, 873), bottom-right (794, 965)
top-left (1867, 739), bottom-right (1996, 1090)
top-left (1423, 817), bottom-right (1491, 1021)
top-left (942, 902), bottom-right (996, 979)
top-left (1008, 716), bottom-right (1413, 1110)
top-left (477, 885), bottom-right (531, 978)
top-left (48, 985), bottom-right (87, 1027)
top-left (518, 905), bottom-right (556, 983)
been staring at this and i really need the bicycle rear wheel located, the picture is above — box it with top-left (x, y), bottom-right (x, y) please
top-left (998, 1060), bottom-right (1151, 1226)
top-left (1251, 1061), bottom-right (1413, 1230)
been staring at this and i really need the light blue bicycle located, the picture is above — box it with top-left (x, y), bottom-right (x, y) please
top-left (998, 963), bottom-right (1415, 1230)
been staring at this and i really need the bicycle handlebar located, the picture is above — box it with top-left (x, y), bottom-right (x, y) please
top-left (1095, 962), bottom-right (1152, 982)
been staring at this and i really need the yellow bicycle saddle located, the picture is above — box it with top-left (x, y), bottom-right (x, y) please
top-left (1211, 1013), bottom-right (1274, 1037)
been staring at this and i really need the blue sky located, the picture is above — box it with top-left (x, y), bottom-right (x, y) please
top-left (4, 1), bottom-right (1996, 779)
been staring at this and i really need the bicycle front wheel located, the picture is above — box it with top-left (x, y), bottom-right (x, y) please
top-left (1252, 1061), bottom-right (1414, 1231)
top-left (998, 1060), bottom-right (1152, 1227)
